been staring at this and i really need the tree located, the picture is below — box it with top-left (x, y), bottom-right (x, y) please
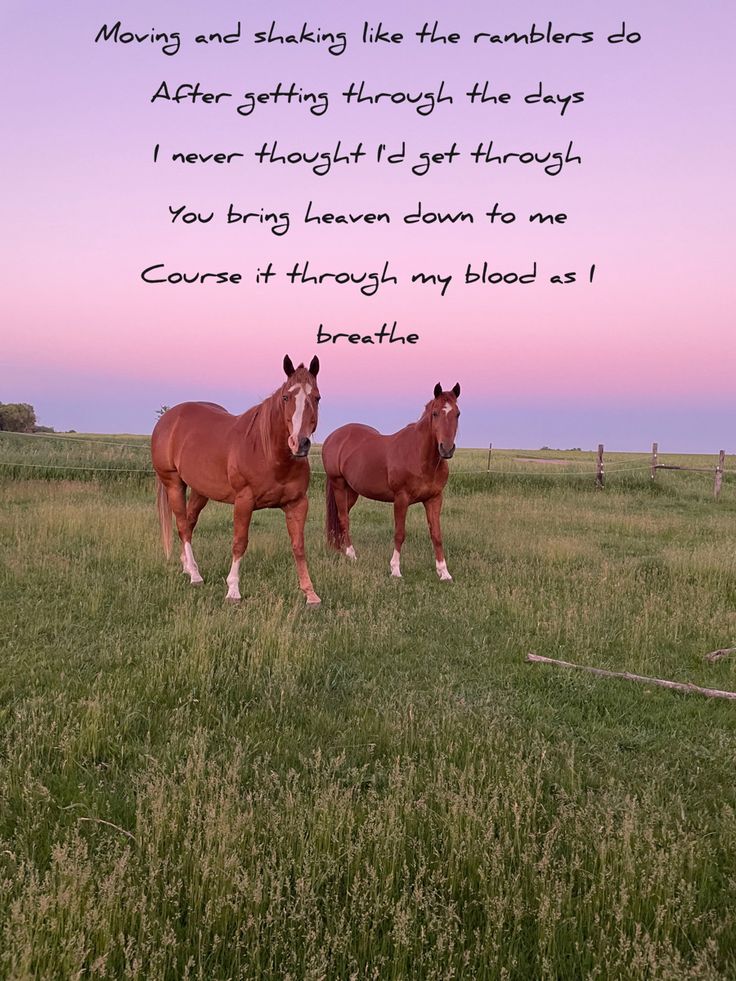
top-left (0, 402), bottom-right (36, 432)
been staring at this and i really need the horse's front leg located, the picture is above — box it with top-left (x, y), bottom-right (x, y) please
top-left (283, 497), bottom-right (321, 607)
top-left (390, 494), bottom-right (409, 578)
top-left (226, 491), bottom-right (254, 602)
top-left (424, 494), bottom-right (452, 581)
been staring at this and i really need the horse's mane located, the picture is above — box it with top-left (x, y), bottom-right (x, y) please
top-left (418, 398), bottom-right (438, 422)
top-left (256, 387), bottom-right (281, 462)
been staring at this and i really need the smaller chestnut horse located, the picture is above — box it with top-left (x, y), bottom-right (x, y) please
top-left (151, 355), bottom-right (321, 605)
top-left (323, 383), bottom-right (461, 580)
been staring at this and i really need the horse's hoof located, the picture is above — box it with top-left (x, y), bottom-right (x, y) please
top-left (224, 595), bottom-right (241, 604)
top-left (345, 546), bottom-right (357, 561)
top-left (191, 578), bottom-right (204, 586)
top-left (390, 570), bottom-right (402, 579)
top-left (306, 593), bottom-right (322, 607)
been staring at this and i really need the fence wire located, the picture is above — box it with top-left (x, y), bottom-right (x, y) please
top-left (1, 431), bottom-right (731, 479)
top-left (0, 461), bottom-right (153, 474)
top-left (0, 431), bottom-right (149, 450)
top-left (1, 459), bottom-right (728, 479)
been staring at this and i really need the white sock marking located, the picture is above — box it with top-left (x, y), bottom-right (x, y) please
top-left (390, 548), bottom-right (402, 578)
top-left (345, 545), bottom-right (357, 560)
top-left (436, 559), bottom-right (453, 581)
top-left (184, 542), bottom-right (203, 583)
top-left (226, 557), bottom-right (241, 600)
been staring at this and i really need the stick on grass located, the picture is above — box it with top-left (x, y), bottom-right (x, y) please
top-left (705, 647), bottom-right (736, 663)
top-left (526, 653), bottom-right (736, 700)
top-left (77, 816), bottom-right (136, 842)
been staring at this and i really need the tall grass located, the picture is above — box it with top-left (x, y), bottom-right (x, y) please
top-left (1, 445), bottom-right (735, 978)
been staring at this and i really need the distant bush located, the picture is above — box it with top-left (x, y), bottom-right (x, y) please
top-left (540, 446), bottom-right (582, 453)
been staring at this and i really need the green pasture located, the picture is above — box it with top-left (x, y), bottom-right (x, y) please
top-left (1, 432), bottom-right (735, 979)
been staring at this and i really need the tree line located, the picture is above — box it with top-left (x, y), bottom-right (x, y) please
top-left (0, 402), bottom-right (55, 433)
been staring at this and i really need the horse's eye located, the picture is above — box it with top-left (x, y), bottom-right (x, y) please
top-left (315, 395), bottom-right (321, 403)
top-left (432, 411), bottom-right (438, 418)
top-left (282, 395), bottom-right (289, 402)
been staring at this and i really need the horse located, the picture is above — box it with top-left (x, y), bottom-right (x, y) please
top-left (151, 355), bottom-right (322, 606)
top-left (322, 382), bottom-right (461, 580)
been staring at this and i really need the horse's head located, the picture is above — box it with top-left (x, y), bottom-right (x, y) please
top-left (281, 355), bottom-right (320, 457)
top-left (429, 382), bottom-right (461, 459)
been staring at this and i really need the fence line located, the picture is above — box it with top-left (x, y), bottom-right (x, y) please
top-left (0, 458), bottom-right (657, 478)
top-left (0, 437), bottom-right (732, 491)
top-left (0, 461), bottom-right (154, 474)
top-left (647, 442), bottom-right (728, 499)
top-left (1, 459), bottom-right (729, 480)
top-left (0, 431), bottom-right (149, 450)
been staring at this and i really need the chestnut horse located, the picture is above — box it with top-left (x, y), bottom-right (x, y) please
top-left (322, 383), bottom-right (461, 580)
top-left (151, 355), bottom-right (322, 606)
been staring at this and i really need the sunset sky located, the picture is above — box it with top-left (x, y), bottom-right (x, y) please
top-left (3, 0), bottom-right (734, 450)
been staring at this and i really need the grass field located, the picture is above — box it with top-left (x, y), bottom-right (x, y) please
top-left (1, 433), bottom-right (736, 979)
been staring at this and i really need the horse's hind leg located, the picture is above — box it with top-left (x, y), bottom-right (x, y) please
top-left (334, 478), bottom-right (359, 559)
top-left (163, 478), bottom-right (204, 584)
top-left (180, 490), bottom-right (209, 582)
top-left (187, 490), bottom-right (209, 537)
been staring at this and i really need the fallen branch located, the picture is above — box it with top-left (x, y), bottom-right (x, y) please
top-left (526, 653), bottom-right (736, 701)
top-left (705, 647), bottom-right (736, 663)
top-left (77, 816), bottom-right (136, 842)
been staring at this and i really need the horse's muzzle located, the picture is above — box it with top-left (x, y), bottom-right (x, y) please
top-left (293, 437), bottom-right (311, 458)
top-left (439, 443), bottom-right (456, 459)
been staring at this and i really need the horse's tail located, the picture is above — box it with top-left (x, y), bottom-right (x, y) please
top-left (325, 478), bottom-right (341, 550)
top-left (156, 477), bottom-right (172, 559)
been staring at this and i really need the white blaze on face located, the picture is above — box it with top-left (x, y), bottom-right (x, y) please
top-left (288, 383), bottom-right (310, 453)
top-left (442, 402), bottom-right (452, 415)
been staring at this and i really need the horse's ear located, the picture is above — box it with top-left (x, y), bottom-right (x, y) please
top-left (283, 355), bottom-right (295, 377)
top-left (452, 382), bottom-right (461, 398)
top-left (433, 383), bottom-right (443, 398)
top-left (309, 355), bottom-right (320, 377)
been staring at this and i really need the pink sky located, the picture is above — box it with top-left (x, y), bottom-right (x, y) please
top-left (2, 0), bottom-right (735, 449)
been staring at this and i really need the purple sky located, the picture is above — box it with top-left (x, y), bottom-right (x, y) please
top-left (2, 0), bottom-right (735, 450)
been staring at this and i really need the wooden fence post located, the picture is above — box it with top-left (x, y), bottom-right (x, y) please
top-left (714, 450), bottom-right (725, 500)
top-left (596, 444), bottom-right (605, 489)
top-left (651, 442), bottom-right (658, 481)
top-left (487, 442), bottom-right (492, 472)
